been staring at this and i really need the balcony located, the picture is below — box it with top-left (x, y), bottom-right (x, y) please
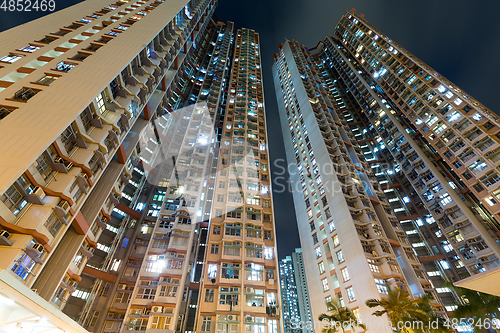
top-left (11, 87), bottom-right (39, 102)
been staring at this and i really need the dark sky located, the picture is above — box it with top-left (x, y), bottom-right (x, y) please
top-left (2, 1), bottom-right (500, 260)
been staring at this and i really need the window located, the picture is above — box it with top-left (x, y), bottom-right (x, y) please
top-left (318, 262), bottom-right (325, 274)
top-left (213, 225), bottom-right (221, 235)
top-left (312, 233), bottom-right (318, 244)
top-left (219, 288), bottom-right (239, 305)
top-left (367, 259), bottom-right (380, 273)
top-left (151, 317), bottom-right (171, 329)
top-left (11, 252), bottom-right (36, 280)
top-left (20, 45), bottom-right (41, 53)
top-left (136, 287), bottom-right (156, 299)
top-left (310, 221), bottom-right (316, 231)
top-left (375, 279), bottom-right (388, 294)
top-left (333, 235), bottom-right (339, 246)
top-left (217, 195), bottom-right (224, 203)
top-left (315, 246), bottom-right (322, 258)
top-left (205, 289), bottom-right (214, 302)
top-left (321, 278), bottom-right (329, 291)
top-left (341, 267), bottom-right (350, 282)
top-left (44, 213), bottom-right (63, 237)
top-left (201, 317), bottom-right (212, 332)
top-left (208, 264), bottom-right (217, 278)
top-left (127, 318), bottom-right (148, 331)
top-left (0, 54), bottom-right (22, 63)
top-left (346, 287), bottom-right (356, 302)
top-left (225, 223), bottom-right (241, 236)
top-left (246, 263), bottom-right (263, 281)
top-left (223, 242), bottom-right (241, 256)
top-left (264, 247), bottom-right (274, 260)
top-left (210, 244), bottom-right (219, 255)
top-left (435, 287), bottom-right (451, 293)
top-left (222, 263), bottom-right (240, 279)
top-left (336, 250), bottom-right (344, 263)
top-left (55, 61), bottom-right (76, 72)
top-left (1, 182), bottom-right (28, 216)
top-left (96, 92), bottom-right (107, 114)
top-left (159, 285), bottom-right (178, 297)
top-left (36, 74), bottom-right (59, 85)
top-left (11, 87), bottom-right (39, 102)
top-left (328, 221), bottom-right (336, 232)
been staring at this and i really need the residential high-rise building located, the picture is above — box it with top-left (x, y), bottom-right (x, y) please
top-left (279, 249), bottom-right (313, 333)
top-left (0, 0), bottom-right (281, 332)
top-left (273, 8), bottom-right (500, 331)
top-left (195, 27), bottom-right (281, 333)
top-left (279, 256), bottom-right (299, 333)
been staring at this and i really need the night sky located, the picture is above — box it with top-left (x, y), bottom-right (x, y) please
top-left (2, 1), bottom-right (500, 260)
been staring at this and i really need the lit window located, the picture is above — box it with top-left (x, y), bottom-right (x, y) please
top-left (321, 278), bottom-right (329, 291)
top-left (472, 113), bottom-right (482, 121)
top-left (367, 259), bottom-right (380, 273)
top-left (315, 246), bottom-right (321, 258)
top-left (341, 267), bottom-right (350, 282)
top-left (336, 250), bottom-right (344, 263)
top-left (435, 287), bottom-right (451, 293)
top-left (454, 98), bottom-right (463, 106)
top-left (439, 260), bottom-right (450, 270)
top-left (318, 262), bottom-right (325, 274)
top-left (208, 264), bottom-right (217, 278)
top-left (328, 221), bottom-right (335, 232)
top-left (444, 91), bottom-right (454, 99)
top-left (55, 61), bottom-right (76, 72)
top-left (20, 45), bottom-right (41, 53)
top-left (375, 278), bottom-right (388, 294)
top-left (0, 54), bottom-right (23, 63)
top-left (346, 287), bottom-right (356, 302)
top-left (333, 235), bottom-right (339, 246)
top-left (264, 247), bottom-right (274, 260)
top-left (437, 85), bottom-right (447, 93)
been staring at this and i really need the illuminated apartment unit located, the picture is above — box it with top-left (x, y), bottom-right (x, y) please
top-left (195, 27), bottom-right (281, 333)
top-left (279, 249), bottom-right (313, 333)
top-left (0, 0), bottom-right (226, 331)
top-left (273, 8), bottom-right (500, 329)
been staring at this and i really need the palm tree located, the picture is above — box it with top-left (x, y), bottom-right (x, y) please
top-left (445, 282), bottom-right (500, 333)
top-left (365, 286), bottom-right (430, 333)
top-left (414, 294), bottom-right (450, 333)
top-left (318, 298), bottom-right (367, 333)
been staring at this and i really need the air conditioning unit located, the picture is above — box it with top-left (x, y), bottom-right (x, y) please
top-left (245, 287), bottom-right (253, 293)
top-left (227, 315), bottom-right (234, 321)
top-left (0, 230), bottom-right (12, 246)
top-left (58, 200), bottom-right (71, 212)
top-left (141, 307), bottom-right (149, 315)
top-left (32, 187), bottom-right (46, 200)
top-left (152, 306), bottom-right (163, 313)
top-left (31, 243), bottom-right (44, 254)
top-left (118, 284), bottom-right (127, 290)
top-left (268, 279), bottom-right (275, 285)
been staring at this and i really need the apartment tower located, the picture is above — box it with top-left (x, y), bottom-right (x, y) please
top-left (279, 249), bottom-right (313, 333)
top-left (0, 0), bottom-right (281, 332)
top-left (195, 27), bottom-right (281, 333)
top-left (273, 8), bottom-right (500, 331)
